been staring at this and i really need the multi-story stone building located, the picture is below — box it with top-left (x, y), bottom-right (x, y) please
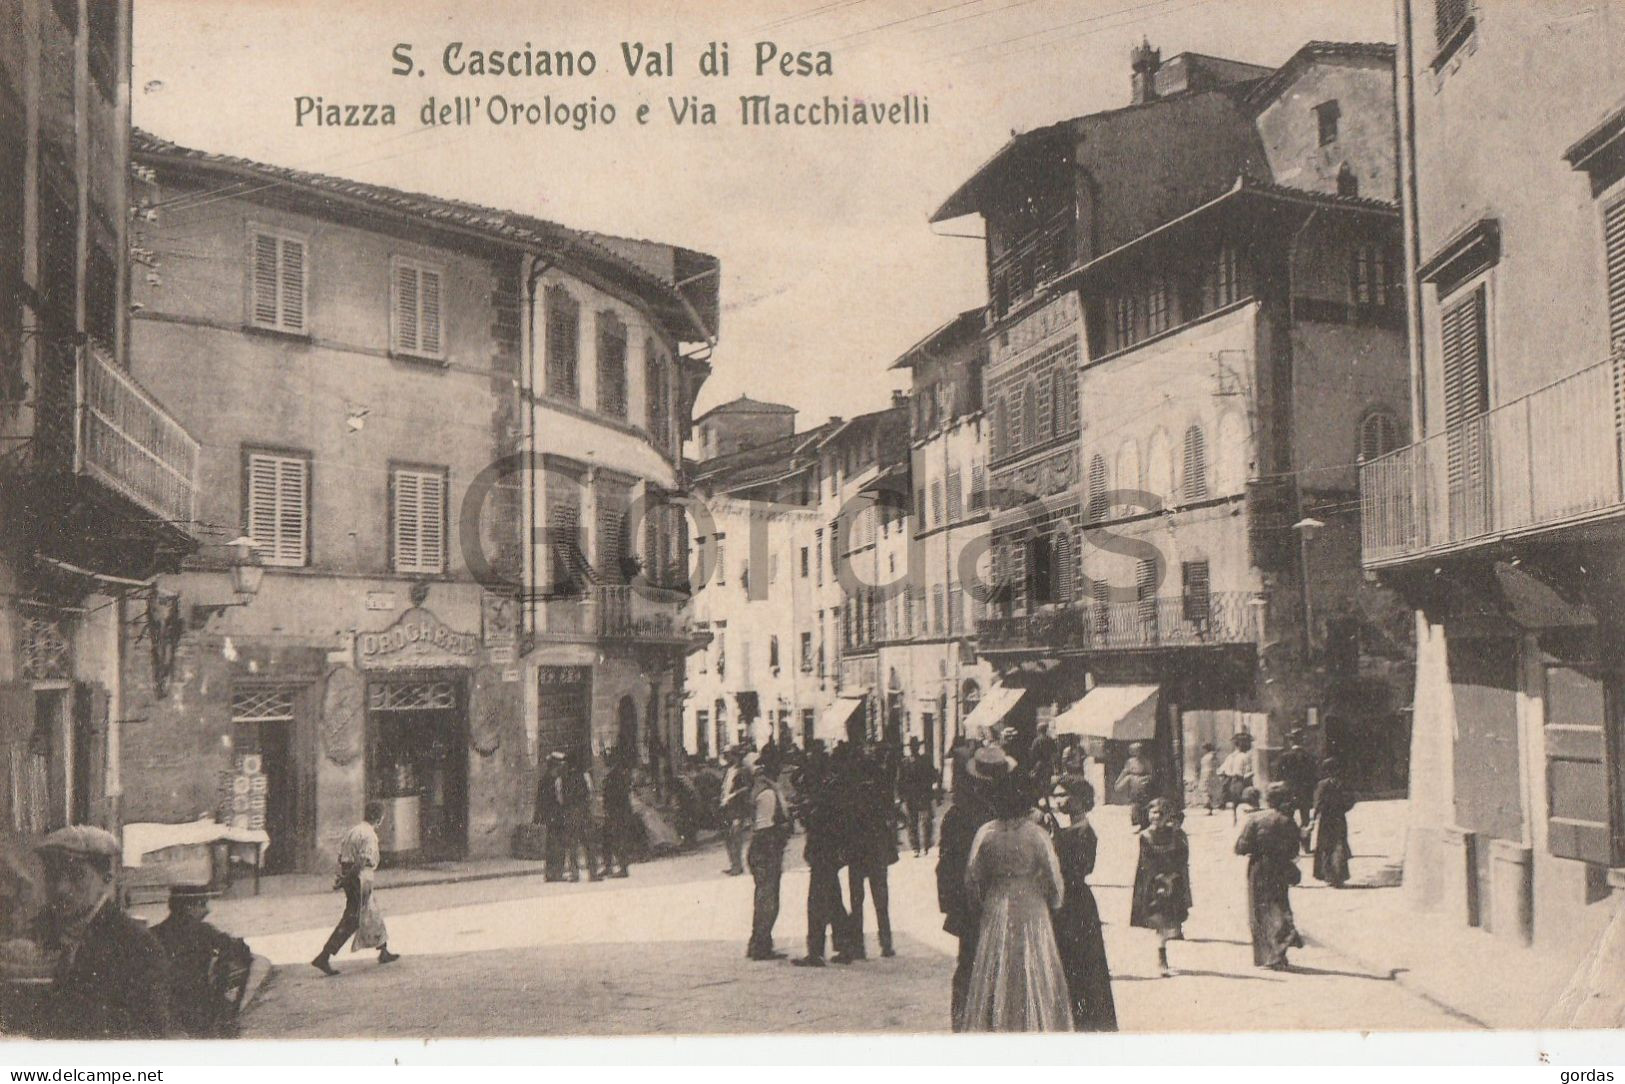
top-left (0, 2), bottom-right (200, 879)
top-left (1361, 0), bottom-right (1625, 962)
top-left (692, 395), bottom-right (798, 463)
top-left (934, 40), bottom-right (1413, 800)
top-left (118, 132), bottom-right (714, 871)
top-left (884, 310), bottom-right (994, 773)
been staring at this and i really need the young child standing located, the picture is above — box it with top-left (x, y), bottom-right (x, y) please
top-left (1129, 798), bottom-right (1192, 977)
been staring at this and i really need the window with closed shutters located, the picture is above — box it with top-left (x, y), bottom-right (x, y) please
top-left (248, 228), bottom-right (307, 334)
top-left (1087, 454), bottom-right (1109, 523)
top-left (970, 464), bottom-right (986, 511)
top-left (1605, 197), bottom-right (1625, 351)
top-left (1360, 411), bottom-right (1400, 462)
top-left (1183, 425), bottom-right (1209, 502)
top-left (946, 469), bottom-right (963, 522)
top-left (1543, 659), bottom-right (1621, 866)
top-left (1435, 0), bottom-right (1471, 48)
top-left (391, 258), bottom-right (444, 359)
top-left (1182, 559), bottom-right (1211, 625)
top-left (597, 311), bottom-right (628, 418)
top-left (245, 451), bottom-right (309, 567)
top-left (545, 286), bottom-right (580, 401)
top-left (931, 480), bottom-right (943, 527)
top-left (1442, 286), bottom-right (1491, 536)
top-left (1135, 557), bottom-right (1159, 640)
top-left (391, 466), bottom-right (447, 574)
top-left (1022, 382), bottom-right (1038, 450)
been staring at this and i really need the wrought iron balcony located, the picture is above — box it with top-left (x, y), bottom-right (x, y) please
top-left (1360, 353), bottom-right (1625, 567)
top-left (977, 592), bottom-right (1262, 654)
top-left (33, 337), bottom-right (200, 531)
top-left (532, 584), bottom-right (688, 644)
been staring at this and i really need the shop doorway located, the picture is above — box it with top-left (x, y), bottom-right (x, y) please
top-left (229, 685), bottom-right (303, 874)
top-left (367, 677), bottom-right (469, 864)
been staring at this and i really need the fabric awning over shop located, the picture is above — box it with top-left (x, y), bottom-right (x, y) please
top-left (1053, 684), bottom-right (1160, 741)
top-left (815, 696), bottom-right (866, 743)
top-left (960, 683), bottom-right (1025, 738)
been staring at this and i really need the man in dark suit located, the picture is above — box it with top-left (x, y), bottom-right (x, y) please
top-left (791, 751), bottom-right (857, 967)
top-left (937, 747), bottom-right (997, 1031)
top-left (1276, 729), bottom-right (1318, 831)
top-left (899, 739), bottom-right (938, 856)
top-left (153, 885), bottom-right (267, 1037)
top-left (31, 826), bottom-right (173, 1040)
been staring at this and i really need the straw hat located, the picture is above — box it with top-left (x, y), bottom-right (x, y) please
top-left (966, 745), bottom-right (1016, 781)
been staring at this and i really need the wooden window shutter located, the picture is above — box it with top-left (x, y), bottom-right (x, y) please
top-left (247, 452), bottom-right (308, 567)
top-left (1441, 287), bottom-right (1490, 532)
top-left (947, 469), bottom-right (963, 521)
top-left (1543, 664), bottom-right (1618, 865)
top-left (278, 237), bottom-right (305, 331)
top-left (251, 233), bottom-right (280, 327)
top-left (394, 470), bottom-right (421, 571)
top-left (391, 469), bottom-right (446, 574)
top-left (1183, 424), bottom-right (1209, 502)
top-left (395, 264), bottom-right (419, 354)
top-left (1054, 531), bottom-right (1073, 601)
top-left (1605, 197), bottom-right (1625, 351)
top-left (1182, 559), bottom-right (1211, 622)
top-left (420, 269), bottom-right (442, 355)
top-left (1087, 454), bottom-right (1108, 522)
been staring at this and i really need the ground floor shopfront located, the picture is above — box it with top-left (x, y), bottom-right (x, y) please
top-left (119, 574), bottom-right (528, 873)
top-left (1398, 549), bottom-right (1625, 962)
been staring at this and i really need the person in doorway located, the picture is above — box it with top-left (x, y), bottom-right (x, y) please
top-left (899, 738), bottom-right (937, 856)
top-left (937, 745), bottom-right (997, 1030)
top-left (719, 745), bottom-right (752, 877)
top-left (312, 801), bottom-right (400, 975)
top-left (1276, 729), bottom-right (1318, 832)
top-left (1114, 741), bottom-right (1156, 832)
top-left (846, 749), bottom-right (899, 959)
top-left (961, 755), bottom-right (1071, 1032)
top-left (30, 826), bottom-right (173, 1040)
top-left (1235, 782), bottom-right (1306, 970)
top-left (598, 749), bottom-right (636, 879)
top-left (153, 885), bottom-right (268, 1037)
top-left (1052, 783), bottom-right (1117, 1032)
top-left (1218, 732), bottom-right (1256, 822)
top-left (745, 750), bottom-right (792, 961)
top-left (1129, 798), bottom-right (1192, 977)
top-left (1197, 743), bottom-right (1223, 815)
top-left (1310, 758), bottom-right (1355, 888)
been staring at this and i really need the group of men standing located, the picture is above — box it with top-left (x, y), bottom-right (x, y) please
top-left (734, 737), bottom-right (941, 966)
top-left (533, 747), bottom-right (640, 882)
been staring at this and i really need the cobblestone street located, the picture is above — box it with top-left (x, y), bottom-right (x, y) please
top-left (223, 804), bottom-right (1470, 1037)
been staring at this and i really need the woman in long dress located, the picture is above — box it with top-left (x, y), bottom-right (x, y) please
top-left (1311, 758), bottom-right (1354, 888)
top-left (1129, 797), bottom-right (1192, 976)
top-left (1052, 783), bottom-right (1117, 1031)
top-left (1235, 782), bottom-right (1304, 970)
top-left (961, 755), bottom-right (1072, 1033)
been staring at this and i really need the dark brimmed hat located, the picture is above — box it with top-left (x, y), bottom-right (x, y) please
top-left (966, 746), bottom-right (1016, 781)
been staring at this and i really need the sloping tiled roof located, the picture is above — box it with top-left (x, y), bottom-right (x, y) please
top-left (889, 307), bottom-right (986, 370)
top-left (695, 395), bottom-right (799, 420)
top-left (690, 421), bottom-right (837, 491)
top-left (131, 128), bottom-right (716, 344)
top-left (1243, 41), bottom-right (1396, 107)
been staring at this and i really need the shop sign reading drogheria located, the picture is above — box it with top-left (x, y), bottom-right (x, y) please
top-left (357, 606), bottom-right (480, 670)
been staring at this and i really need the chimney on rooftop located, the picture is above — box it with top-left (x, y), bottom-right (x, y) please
top-left (892, 390), bottom-right (909, 409)
top-left (1131, 37), bottom-right (1162, 105)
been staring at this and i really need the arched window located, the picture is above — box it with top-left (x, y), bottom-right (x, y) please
top-left (992, 397), bottom-right (1008, 459)
top-left (1145, 429), bottom-right (1173, 506)
top-left (1054, 530), bottom-right (1074, 601)
top-left (1116, 439), bottom-right (1141, 513)
top-left (1182, 424), bottom-right (1209, 503)
top-left (1359, 410), bottom-right (1400, 461)
top-left (1050, 370), bottom-right (1068, 437)
top-left (1022, 381), bottom-right (1039, 450)
top-left (1087, 454), bottom-right (1109, 522)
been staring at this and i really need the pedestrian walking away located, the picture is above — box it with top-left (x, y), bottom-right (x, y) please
top-left (1310, 758), bottom-right (1355, 888)
top-left (1052, 782), bottom-right (1118, 1032)
top-left (560, 749), bottom-right (602, 882)
top-left (792, 753), bottom-right (857, 967)
top-left (900, 738), bottom-right (937, 856)
top-left (1235, 782), bottom-right (1306, 970)
top-left (1130, 798), bottom-right (1192, 977)
top-left (27, 826), bottom-right (174, 1040)
top-left (598, 749), bottom-right (637, 879)
top-left (745, 751), bottom-right (792, 961)
top-left (960, 751), bottom-right (1072, 1032)
top-left (312, 801), bottom-right (400, 975)
top-left (937, 745), bottom-right (997, 1030)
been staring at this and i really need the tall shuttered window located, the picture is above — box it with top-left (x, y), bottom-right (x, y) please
top-left (946, 469), bottom-right (963, 522)
top-left (1022, 381), bottom-right (1039, 450)
top-left (1542, 655), bottom-right (1621, 866)
top-left (1182, 424), bottom-right (1209, 503)
top-left (545, 286), bottom-right (579, 401)
top-left (1435, 0), bottom-right (1471, 49)
top-left (391, 466), bottom-right (447, 574)
top-left (391, 259), bottom-right (444, 360)
top-left (245, 451), bottom-right (309, 567)
top-left (1182, 559), bottom-right (1211, 624)
top-left (248, 228), bottom-right (307, 334)
top-left (597, 311), bottom-right (628, 419)
top-left (1441, 287), bottom-right (1491, 535)
top-left (1605, 197), bottom-right (1625, 351)
top-left (1087, 454), bottom-right (1109, 523)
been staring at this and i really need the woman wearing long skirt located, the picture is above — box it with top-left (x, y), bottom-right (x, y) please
top-left (1311, 758), bottom-right (1354, 888)
top-left (1052, 784), bottom-right (1117, 1031)
top-left (1129, 798), bottom-right (1191, 977)
top-left (1235, 782), bottom-right (1304, 970)
top-left (961, 754), bottom-right (1072, 1033)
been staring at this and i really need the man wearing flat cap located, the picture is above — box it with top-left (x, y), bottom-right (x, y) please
top-left (153, 885), bottom-right (266, 1037)
top-left (31, 825), bottom-right (173, 1039)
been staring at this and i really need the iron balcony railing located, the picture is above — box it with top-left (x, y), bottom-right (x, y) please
top-left (533, 584), bottom-right (688, 643)
top-left (34, 337), bottom-right (200, 530)
top-left (977, 591), bottom-right (1262, 654)
top-left (1360, 353), bottom-right (1625, 566)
